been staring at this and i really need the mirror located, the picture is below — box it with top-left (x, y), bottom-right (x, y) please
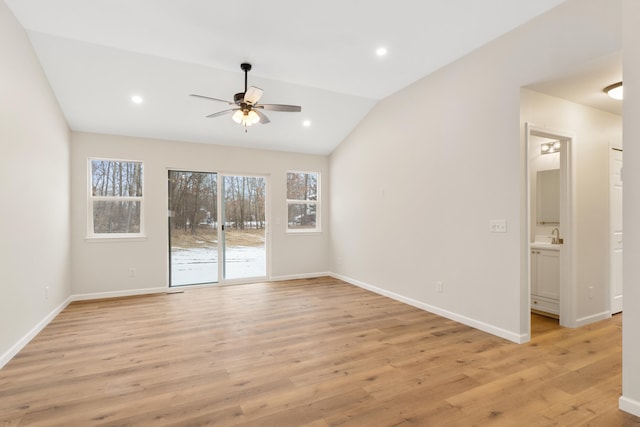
top-left (537, 169), bottom-right (560, 224)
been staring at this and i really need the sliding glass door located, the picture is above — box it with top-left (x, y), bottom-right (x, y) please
top-left (222, 175), bottom-right (267, 280)
top-left (168, 171), bottom-right (218, 286)
top-left (168, 171), bottom-right (267, 286)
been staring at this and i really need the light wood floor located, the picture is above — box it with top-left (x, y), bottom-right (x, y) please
top-left (1, 277), bottom-right (639, 426)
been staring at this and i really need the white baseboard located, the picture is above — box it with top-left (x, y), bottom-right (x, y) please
top-left (270, 272), bottom-right (331, 282)
top-left (620, 395), bottom-right (640, 417)
top-left (0, 296), bottom-right (72, 370)
top-left (331, 272), bottom-right (527, 344)
top-left (71, 286), bottom-right (167, 301)
top-left (575, 310), bottom-right (611, 327)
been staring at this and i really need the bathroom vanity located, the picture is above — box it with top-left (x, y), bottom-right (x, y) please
top-left (530, 242), bottom-right (560, 318)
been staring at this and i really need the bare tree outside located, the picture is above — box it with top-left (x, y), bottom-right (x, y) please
top-left (287, 171), bottom-right (318, 230)
top-left (91, 159), bottom-right (143, 234)
top-left (169, 171), bottom-right (217, 235)
top-left (223, 176), bottom-right (266, 231)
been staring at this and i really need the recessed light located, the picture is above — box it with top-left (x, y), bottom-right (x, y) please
top-left (131, 95), bottom-right (143, 104)
top-left (375, 47), bottom-right (388, 57)
top-left (303, 120), bottom-right (311, 127)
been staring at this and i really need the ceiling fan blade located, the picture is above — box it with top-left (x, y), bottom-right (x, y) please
top-left (257, 104), bottom-right (302, 112)
top-left (253, 109), bottom-right (270, 124)
top-left (206, 108), bottom-right (237, 119)
top-left (244, 86), bottom-right (263, 105)
top-left (190, 94), bottom-right (234, 105)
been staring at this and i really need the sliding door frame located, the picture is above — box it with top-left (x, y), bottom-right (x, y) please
top-left (167, 167), bottom-right (271, 288)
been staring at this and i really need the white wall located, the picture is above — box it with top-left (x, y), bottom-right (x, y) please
top-left (329, 0), bottom-right (621, 343)
top-left (0, 1), bottom-right (71, 366)
top-left (70, 132), bottom-right (330, 296)
top-left (620, 0), bottom-right (640, 417)
top-left (521, 89), bottom-right (622, 324)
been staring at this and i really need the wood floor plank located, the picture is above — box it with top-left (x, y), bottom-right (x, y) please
top-left (0, 278), bottom-right (639, 426)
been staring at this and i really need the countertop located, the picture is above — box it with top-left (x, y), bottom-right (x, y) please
top-left (530, 242), bottom-right (561, 251)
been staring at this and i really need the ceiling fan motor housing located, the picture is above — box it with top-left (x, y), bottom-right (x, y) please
top-left (233, 92), bottom-right (245, 104)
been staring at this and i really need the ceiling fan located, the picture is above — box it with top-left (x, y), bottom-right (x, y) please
top-left (190, 63), bottom-right (301, 127)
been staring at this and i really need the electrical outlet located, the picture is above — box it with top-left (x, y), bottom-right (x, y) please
top-left (436, 281), bottom-right (444, 293)
top-left (489, 219), bottom-right (507, 233)
top-left (129, 268), bottom-right (136, 278)
top-left (588, 286), bottom-right (594, 300)
top-left (45, 286), bottom-right (49, 300)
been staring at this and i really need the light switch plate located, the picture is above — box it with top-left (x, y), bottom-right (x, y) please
top-left (490, 219), bottom-right (507, 233)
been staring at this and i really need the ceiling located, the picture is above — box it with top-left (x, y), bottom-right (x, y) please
top-left (526, 52), bottom-right (622, 117)
top-left (7, 0), bottom-right (607, 155)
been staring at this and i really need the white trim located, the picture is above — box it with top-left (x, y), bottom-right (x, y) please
top-left (84, 236), bottom-right (147, 243)
top-left (270, 272), bottom-right (331, 282)
top-left (575, 311), bottom-right (611, 327)
top-left (285, 226), bottom-right (322, 234)
top-left (0, 296), bottom-right (72, 370)
top-left (609, 145), bottom-right (623, 315)
top-left (620, 396), bottom-right (640, 417)
top-left (331, 273), bottom-right (527, 344)
top-left (169, 282), bottom-right (218, 290)
top-left (72, 286), bottom-right (167, 301)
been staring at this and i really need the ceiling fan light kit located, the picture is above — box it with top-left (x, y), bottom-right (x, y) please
top-left (232, 109), bottom-right (260, 126)
top-left (190, 62), bottom-right (302, 128)
top-left (604, 81), bottom-right (623, 100)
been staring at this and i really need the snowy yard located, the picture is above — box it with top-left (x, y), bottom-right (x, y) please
top-left (170, 246), bottom-right (266, 286)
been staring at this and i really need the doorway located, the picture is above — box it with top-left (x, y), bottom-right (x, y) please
top-left (168, 170), bottom-right (267, 286)
top-left (526, 124), bottom-right (576, 332)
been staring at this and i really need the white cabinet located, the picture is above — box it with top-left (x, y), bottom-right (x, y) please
top-left (531, 248), bottom-right (559, 317)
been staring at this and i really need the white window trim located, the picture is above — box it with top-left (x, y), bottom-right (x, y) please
top-left (286, 170), bottom-right (321, 233)
top-left (87, 157), bottom-right (145, 239)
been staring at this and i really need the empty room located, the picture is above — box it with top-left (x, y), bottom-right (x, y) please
top-left (3, 0), bottom-right (640, 425)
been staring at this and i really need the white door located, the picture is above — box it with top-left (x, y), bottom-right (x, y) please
top-left (610, 148), bottom-right (623, 314)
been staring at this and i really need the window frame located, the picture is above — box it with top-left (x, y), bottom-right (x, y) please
top-left (286, 170), bottom-right (321, 233)
top-left (87, 157), bottom-right (145, 239)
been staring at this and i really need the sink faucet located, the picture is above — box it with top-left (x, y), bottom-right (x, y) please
top-left (551, 227), bottom-right (560, 244)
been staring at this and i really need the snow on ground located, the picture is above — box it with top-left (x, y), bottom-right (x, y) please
top-left (170, 246), bottom-right (266, 286)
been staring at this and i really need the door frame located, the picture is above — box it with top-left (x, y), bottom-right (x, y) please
top-left (525, 123), bottom-right (578, 331)
top-left (609, 145), bottom-right (623, 314)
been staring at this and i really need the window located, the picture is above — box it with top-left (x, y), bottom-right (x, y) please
top-left (287, 171), bottom-right (319, 232)
top-left (89, 158), bottom-right (143, 238)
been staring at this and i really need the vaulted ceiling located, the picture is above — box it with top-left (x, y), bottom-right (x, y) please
top-left (7, 0), bottom-right (598, 155)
